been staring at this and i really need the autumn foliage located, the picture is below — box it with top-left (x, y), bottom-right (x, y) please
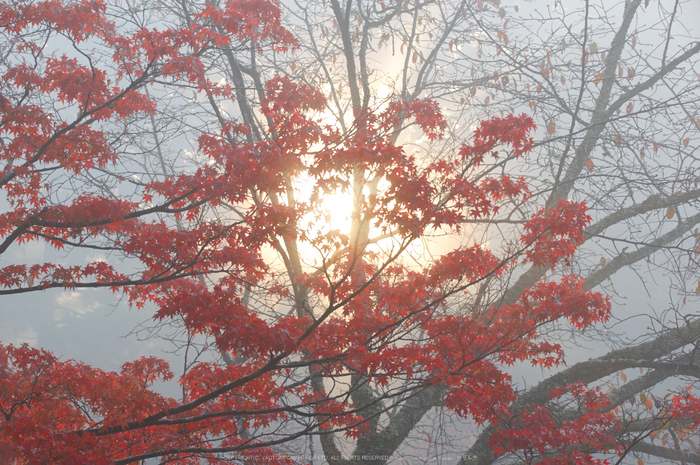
top-left (4, 1), bottom-right (692, 464)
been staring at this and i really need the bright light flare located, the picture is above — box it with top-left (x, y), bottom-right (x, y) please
top-left (316, 189), bottom-right (353, 234)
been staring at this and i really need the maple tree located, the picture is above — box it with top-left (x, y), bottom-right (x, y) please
top-left (1, 1), bottom-right (700, 465)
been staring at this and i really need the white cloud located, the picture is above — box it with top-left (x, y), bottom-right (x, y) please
top-left (15, 324), bottom-right (38, 346)
top-left (55, 291), bottom-right (102, 318)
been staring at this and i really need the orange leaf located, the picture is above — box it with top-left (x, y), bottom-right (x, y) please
top-left (626, 102), bottom-right (633, 114)
top-left (585, 158), bottom-right (594, 171)
top-left (594, 72), bottom-right (603, 85)
top-left (666, 207), bottom-right (675, 219)
top-left (547, 119), bottom-right (555, 135)
top-left (620, 372), bottom-right (627, 383)
top-left (683, 137), bottom-right (690, 147)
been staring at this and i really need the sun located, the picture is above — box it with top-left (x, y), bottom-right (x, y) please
top-left (317, 189), bottom-right (353, 234)
top-left (289, 175), bottom-right (357, 267)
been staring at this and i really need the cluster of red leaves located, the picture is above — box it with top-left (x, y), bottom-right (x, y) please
top-left (381, 98), bottom-right (448, 141)
top-left (0, 261), bottom-right (125, 291)
top-left (308, 112), bottom-right (535, 240)
top-left (489, 383), bottom-right (621, 464)
top-left (298, 260), bottom-right (610, 429)
top-left (0, 0), bottom-right (294, 293)
top-left (522, 199), bottom-right (592, 267)
top-left (0, 344), bottom-right (175, 464)
top-left (670, 388), bottom-right (700, 427)
top-left (0, 344), bottom-right (303, 465)
top-left (459, 113), bottom-right (536, 163)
